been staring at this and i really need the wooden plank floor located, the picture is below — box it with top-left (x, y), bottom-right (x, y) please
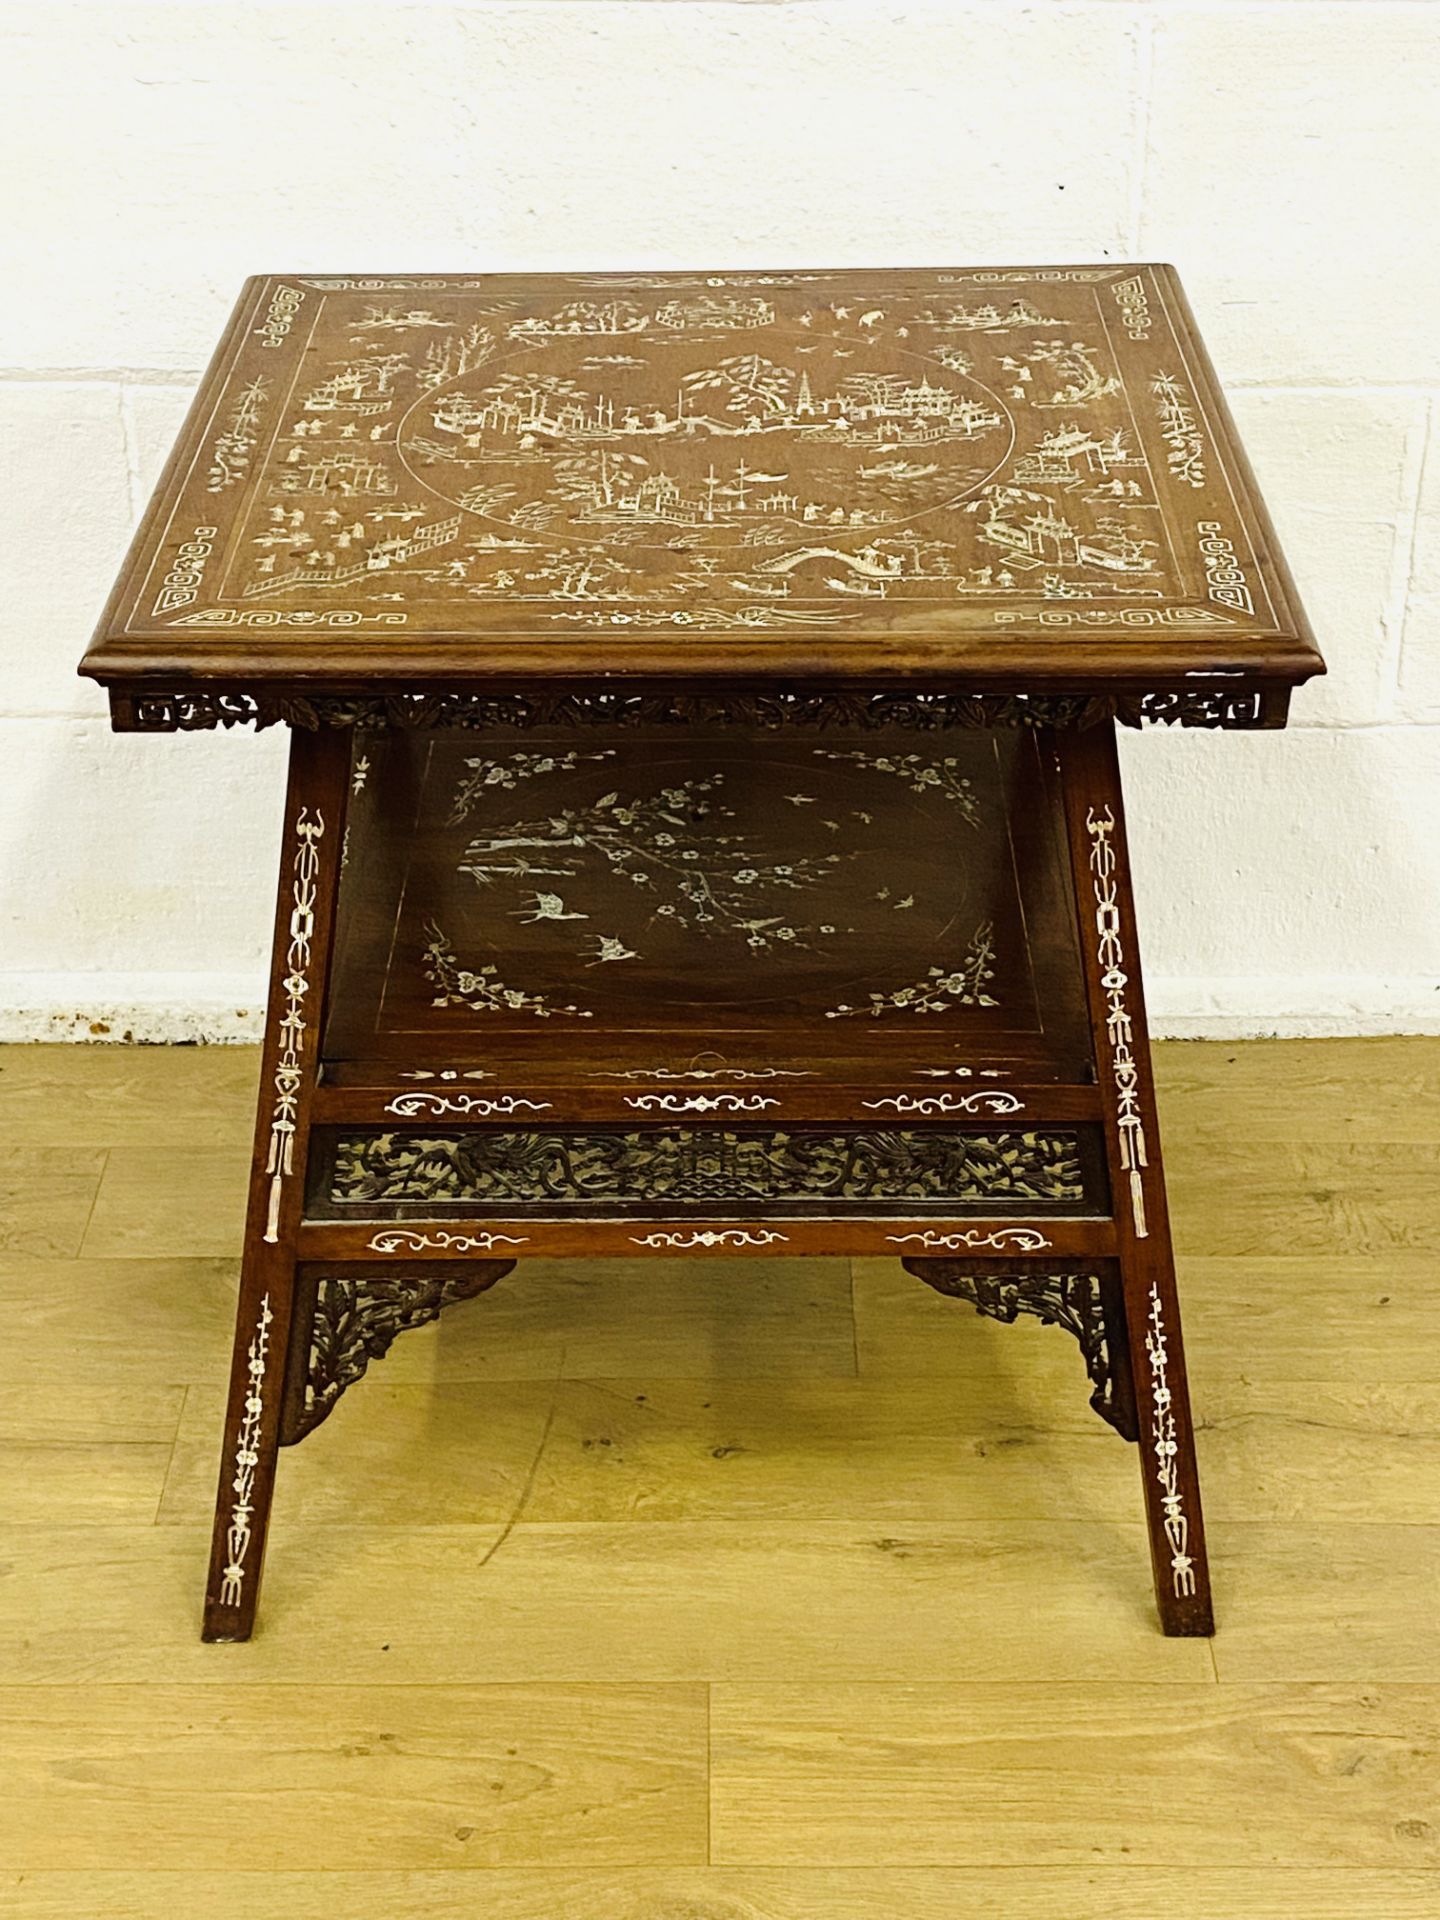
top-left (1, 1037), bottom-right (1437, 1916)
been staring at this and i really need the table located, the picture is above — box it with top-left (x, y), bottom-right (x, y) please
top-left (82, 265), bottom-right (1323, 1641)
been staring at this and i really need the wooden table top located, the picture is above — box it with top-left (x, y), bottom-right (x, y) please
top-left (82, 265), bottom-right (1323, 729)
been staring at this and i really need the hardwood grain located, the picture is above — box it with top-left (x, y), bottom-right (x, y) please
top-left (158, 1374), bottom-right (1138, 1530)
top-left (0, 1684), bottom-right (708, 1870)
top-left (0, 1249), bottom-right (857, 1386)
top-left (0, 1445), bottom-right (176, 1527)
top-left (710, 1684), bottom-right (1440, 1867)
top-left (80, 1145), bottom-right (247, 1259)
top-left (1199, 1381), bottom-right (1440, 1523)
top-left (6, 1867), bottom-right (1440, 1920)
top-left (0, 1044), bottom-right (260, 1149)
top-left (360, 1255), bottom-right (860, 1384)
top-left (0, 1384), bottom-right (185, 1525)
top-left (0, 1382), bottom-right (186, 1448)
top-left (1167, 1142), bottom-right (1440, 1255)
top-left (0, 1255), bottom-right (240, 1385)
top-left (1153, 1036), bottom-right (1440, 1143)
top-left (1182, 1255), bottom-right (1440, 1383)
top-left (0, 1521), bottom-right (1211, 1686)
top-left (853, 1253), bottom-right (1125, 1391)
top-left (4, 1036), bottom-right (1440, 1907)
top-left (1208, 1523), bottom-right (1440, 1684)
top-left (0, 1147), bottom-right (108, 1258)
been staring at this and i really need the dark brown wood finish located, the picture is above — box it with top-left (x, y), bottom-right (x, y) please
top-left (294, 1216), bottom-right (1118, 1262)
top-left (320, 722), bottom-right (1095, 1094)
top-left (1055, 719), bottom-right (1214, 1634)
top-left (200, 724), bottom-right (350, 1641)
top-left (80, 265), bottom-right (1320, 1641)
top-left (81, 266), bottom-right (1322, 722)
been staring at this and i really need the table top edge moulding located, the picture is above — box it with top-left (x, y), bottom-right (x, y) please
top-left (79, 263), bottom-right (1324, 732)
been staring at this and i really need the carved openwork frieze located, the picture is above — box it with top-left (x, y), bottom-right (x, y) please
top-left (111, 685), bottom-right (1284, 734)
top-left (323, 1126), bottom-right (1089, 1211)
top-left (282, 1261), bottom-right (517, 1443)
top-left (903, 1261), bottom-right (1136, 1440)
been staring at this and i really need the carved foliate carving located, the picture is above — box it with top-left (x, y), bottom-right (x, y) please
top-left (110, 685), bottom-right (1284, 735)
top-left (903, 1259), bottom-right (1137, 1440)
top-left (325, 1127), bottom-right (1088, 1210)
top-left (281, 1260), bottom-right (515, 1443)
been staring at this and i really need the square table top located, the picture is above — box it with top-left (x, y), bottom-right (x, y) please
top-left (82, 265), bottom-right (1323, 731)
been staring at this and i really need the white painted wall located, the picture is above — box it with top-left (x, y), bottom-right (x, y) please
top-left (2, 1), bottom-right (1437, 1040)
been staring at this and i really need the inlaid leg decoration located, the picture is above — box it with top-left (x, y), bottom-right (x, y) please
top-left (1058, 720), bottom-right (1214, 1636)
top-left (202, 725), bottom-right (351, 1644)
top-left (279, 1259), bottom-right (518, 1444)
top-left (902, 1260), bottom-right (1138, 1441)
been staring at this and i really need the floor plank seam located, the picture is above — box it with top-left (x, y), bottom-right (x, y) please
top-left (152, 1381), bottom-right (189, 1527)
top-left (72, 1143), bottom-right (110, 1260)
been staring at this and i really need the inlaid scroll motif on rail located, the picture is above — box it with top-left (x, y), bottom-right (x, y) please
top-left (263, 808), bottom-right (324, 1241)
top-left (887, 1226), bottom-right (1052, 1253)
top-left (1085, 804), bottom-right (1149, 1238)
top-left (367, 1229), bottom-right (528, 1254)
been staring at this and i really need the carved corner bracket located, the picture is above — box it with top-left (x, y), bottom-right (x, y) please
top-left (901, 1259), bottom-right (1138, 1441)
top-left (279, 1259), bottom-right (516, 1445)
